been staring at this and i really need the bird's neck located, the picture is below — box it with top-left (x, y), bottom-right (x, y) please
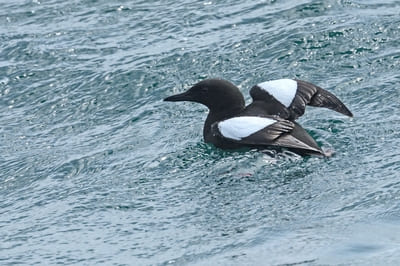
top-left (203, 106), bottom-right (244, 142)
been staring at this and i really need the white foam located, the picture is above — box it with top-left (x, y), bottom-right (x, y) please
top-left (218, 116), bottom-right (276, 140)
top-left (258, 79), bottom-right (297, 107)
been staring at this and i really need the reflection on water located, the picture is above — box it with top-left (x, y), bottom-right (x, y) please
top-left (1, 0), bottom-right (400, 264)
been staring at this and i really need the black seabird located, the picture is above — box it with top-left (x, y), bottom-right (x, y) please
top-left (164, 78), bottom-right (353, 156)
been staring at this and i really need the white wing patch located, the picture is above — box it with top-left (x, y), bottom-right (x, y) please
top-left (258, 79), bottom-right (298, 107)
top-left (218, 116), bottom-right (276, 140)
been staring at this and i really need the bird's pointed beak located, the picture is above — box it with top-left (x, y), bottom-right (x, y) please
top-left (163, 91), bottom-right (192, 102)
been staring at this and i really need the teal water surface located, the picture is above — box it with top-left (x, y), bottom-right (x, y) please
top-left (1, 0), bottom-right (400, 265)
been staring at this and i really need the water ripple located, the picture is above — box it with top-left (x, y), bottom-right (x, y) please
top-left (1, 0), bottom-right (400, 264)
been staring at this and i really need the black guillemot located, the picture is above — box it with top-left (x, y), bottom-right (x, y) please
top-left (164, 78), bottom-right (353, 156)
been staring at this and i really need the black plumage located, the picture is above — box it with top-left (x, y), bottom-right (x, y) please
top-left (164, 78), bottom-right (353, 156)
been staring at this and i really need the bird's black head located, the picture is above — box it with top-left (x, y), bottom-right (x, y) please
top-left (164, 79), bottom-right (245, 113)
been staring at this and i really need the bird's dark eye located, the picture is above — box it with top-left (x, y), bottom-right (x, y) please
top-left (199, 87), bottom-right (208, 95)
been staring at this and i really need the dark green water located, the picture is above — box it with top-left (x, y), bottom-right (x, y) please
top-left (1, 0), bottom-right (400, 265)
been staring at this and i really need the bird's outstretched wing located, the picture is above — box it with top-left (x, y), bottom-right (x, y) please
top-left (249, 79), bottom-right (353, 120)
